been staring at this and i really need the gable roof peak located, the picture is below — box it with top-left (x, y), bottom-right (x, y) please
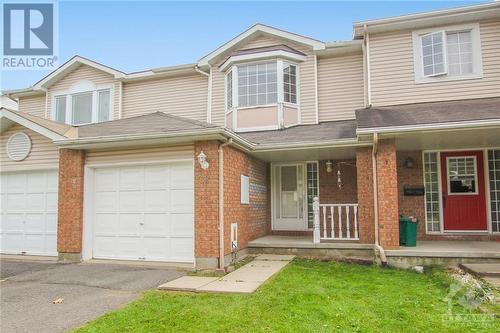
top-left (198, 23), bottom-right (325, 67)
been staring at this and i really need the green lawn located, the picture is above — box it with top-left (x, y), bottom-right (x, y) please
top-left (75, 259), bottom-right (499, 333)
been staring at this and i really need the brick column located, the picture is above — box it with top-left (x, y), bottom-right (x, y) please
top-left (356, 147), bottom-right (375, 244)
top-left (194, 141), bottom-right (220, 269)
top-left (57, 149), bottom-right (85, 261)
top-left (376, 139), bottom-right (399, 249)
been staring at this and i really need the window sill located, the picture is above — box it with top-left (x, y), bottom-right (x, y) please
top-left (414, 72), bottom-right (483, 85)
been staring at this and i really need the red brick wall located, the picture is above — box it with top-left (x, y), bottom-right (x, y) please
top-left (57, 149), bottom-right (85, 253)
top-left (319, 160), bottom-right (357, 204)
top-left (376, 139), bottom-right (399, 249)
top-left (356, 147), bottom-right (375, 244)
top-left (194, 141), bottom-right (220, 259)
top-left (223, 146), bottom-right (270, 255)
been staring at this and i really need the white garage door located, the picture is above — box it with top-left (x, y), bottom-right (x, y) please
top-left (0, 170), bottom-right (58, 256)
top-left (92, 162), bottom-right (194, 263)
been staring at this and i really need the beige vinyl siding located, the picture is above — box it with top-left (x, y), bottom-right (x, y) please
top-left (318, 53), bottom-right (364, 121)
top-left (369, 20), bottom-right (500, 106)
top-left (211, 34), bottom-right (318, 126)
top-left (18, 95), bottom-right (46, 118)
top-left (122, 75), bottom-right (208, 121)
top-left (0, 125), bottom-right (59, 172)
top-left (85, 144), bottom-right (194, 165)
top-left (47, 64), bottom-right (120, 120)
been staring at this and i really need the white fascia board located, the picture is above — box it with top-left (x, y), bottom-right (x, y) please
top-left (198, 24), bottom-right (325, 67)
top-left (0, 108), bottom-right (67, 141)
top-left (123, 64), bottom-right (198, 81)
top-left (219, 50), bottom-right (307, 71)
top-left (33, 56), bottom-right (126, 90)
top-left (356, 118), bottom-right (500, 135)
top-left (353, 2), bottom-right (500, 37)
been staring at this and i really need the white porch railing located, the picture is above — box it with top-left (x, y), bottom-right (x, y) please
top-left (312, 197), bottom-right (359, 243)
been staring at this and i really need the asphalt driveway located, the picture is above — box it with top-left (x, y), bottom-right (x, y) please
top-left (0, 258), bottom-right (185, 333)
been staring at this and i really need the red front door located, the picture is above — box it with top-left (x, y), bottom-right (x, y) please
top-left (440, 151), bottom-right (487, 231)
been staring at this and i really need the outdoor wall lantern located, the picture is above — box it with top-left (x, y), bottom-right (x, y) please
top-left (197, 151), bottom-right (209, 170)
top-left (326, 160), bottom-right (333, 173)
top-left (404, 157), bottom-right (415, 169)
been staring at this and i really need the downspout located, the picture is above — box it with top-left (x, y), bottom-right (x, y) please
top-left (195, 65), bottom-right (212, 124)
top-left (372, 133), bottom-right (387, 266)
top-left (364, 24), bottom-right (372, 107)
top-left (218, 138), bottom-right (233, 271)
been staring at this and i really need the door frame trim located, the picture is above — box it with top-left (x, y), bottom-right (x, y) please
top-left (271, 161), bottom-right (316, 231)
top-left (423, 147), bottom-right (497, 235)
top-left (82, 158), bottom-right (195, 264)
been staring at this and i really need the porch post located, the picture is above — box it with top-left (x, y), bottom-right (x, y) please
top-left (313, 196), bottom-right (320, 243)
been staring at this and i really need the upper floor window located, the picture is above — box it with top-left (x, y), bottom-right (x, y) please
top-left (412, 23), bottom-right (483, 84)
top-left (225, 60), bottom-right (298, 110)
top-left (53, 84), bottom-right (112, 125)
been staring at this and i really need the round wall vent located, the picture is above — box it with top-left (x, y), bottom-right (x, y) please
top-left (6, 132), bottom-right (32, 161)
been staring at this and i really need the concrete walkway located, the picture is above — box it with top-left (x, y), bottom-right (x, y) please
top-left (158, 254), bottom-right (295, 294)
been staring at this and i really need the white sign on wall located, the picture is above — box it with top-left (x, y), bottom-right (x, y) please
top-left (241, 175), bottom-right (250, 204)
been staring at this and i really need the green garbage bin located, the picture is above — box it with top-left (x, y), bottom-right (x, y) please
top-left (399, 215), bottom-right (418, 247)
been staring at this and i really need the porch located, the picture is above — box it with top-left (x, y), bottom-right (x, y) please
top-left (248, 235), bottom-right (500, 267)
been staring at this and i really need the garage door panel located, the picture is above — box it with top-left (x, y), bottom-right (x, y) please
top-left (144, 166), bottom-right (169, 189)
top-left (27, 172), bottom-right (46, 191)
top-left (143, 237), bottom-right (170, 260)
top-left (95, 191), bottom-right (118, 212)
top-left (119, 191), bottom-right (143, 212)
top-left (94, 213), bottom-right (118, 234)
top-left (117, 236), bottom-right (142, 259)
top-left (24, 233), bottom-right (46, 253)
top-left (170, 238), bottom-right (194, 261)
top-left (26, 193), bottom-right (45, 211)
top-left (171, 189), bottom-right (194, 212)
top-left (171, 163), bottom-right (193, 188)
top-left (2, 214), bottom-right (24, 231)
top-left (119, 167), bottom-right (143, 190)
top-left (6, 193), bottom-right (25, 210)
top-left (5, 173), bottom-right (25, 192)
top-left (46, 171), bottom-right (58, 191)
top-left (1, 233), bottom-right (23, 253)
top-left (25, 214), bottom-right (45, 232)
top-left (119, 214), bottom-right (142, 235)
top-left (93, 235), bottom-right (116, 258)
top-left (46, 192), bottom-right (58, 211)
top-left (95, 169), bottom-right (118, 191)
top-left (46, 234), bottom-right (57, 253)
top-left (144, 190), bottom-right (169, 212)
top-left (171, 213), bottom-right (194, 237)
top-left (143, 213), bottom-right (169, 234)
top-left (46, 214), bottom-right (58, 233)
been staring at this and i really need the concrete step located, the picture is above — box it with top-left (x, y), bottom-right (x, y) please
top-left (460, 263), bottom-right (500, 278)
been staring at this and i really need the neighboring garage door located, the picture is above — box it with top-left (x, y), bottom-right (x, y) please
top-left (92, 162), bottom-right (194, 263)
top-left (0, 170), bottom-right (58, 256)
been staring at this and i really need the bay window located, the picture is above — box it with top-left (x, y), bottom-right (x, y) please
top-left (226, 60), bottom-right (298, 110)
top-left (53, 87), bottom-right (112, 125)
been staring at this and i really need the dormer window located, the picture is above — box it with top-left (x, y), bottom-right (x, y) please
top-left (225, 59), bottom-right (298, 110)
top-left (52, 81), bottom-right (112, 125)
top-left (412, 23), bottom-right (483, 84)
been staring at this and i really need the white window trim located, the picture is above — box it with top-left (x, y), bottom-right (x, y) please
top-left (51, 82), bottom-right (114, 126)
top-left (412, 23), bottom-right (483, 84)
top-left (224, 58), bottom-right (301, 131)
top-left (446, 155), bottom-right (479, 196)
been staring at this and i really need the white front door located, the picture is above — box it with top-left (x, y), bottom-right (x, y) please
top-left (272, 164), bottom-right (306, 230)
top-left (0, 170), bottom-right (58, 256)
top-left (91, 162), bottom-right (194, 263)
